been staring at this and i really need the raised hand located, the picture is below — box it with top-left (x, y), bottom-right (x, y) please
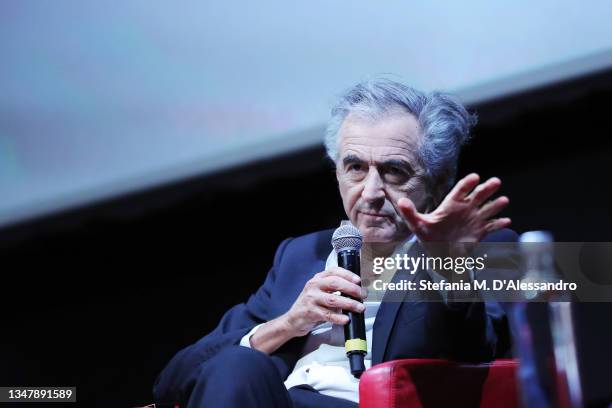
top-left (397, 173), bottom-right (511, 244)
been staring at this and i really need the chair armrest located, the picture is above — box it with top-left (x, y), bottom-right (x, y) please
top-left (359, 359), bottom-right (518, 408)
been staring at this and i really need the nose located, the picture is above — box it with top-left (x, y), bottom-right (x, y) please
top-left (361, 167), bottom-right (386, 203)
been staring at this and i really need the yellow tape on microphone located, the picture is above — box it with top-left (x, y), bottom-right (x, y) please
top-left (345, 338), bottom-right (367, 353)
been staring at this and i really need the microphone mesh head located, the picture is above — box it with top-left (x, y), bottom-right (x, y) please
top-left (332, 224), bottom-right (363, 252)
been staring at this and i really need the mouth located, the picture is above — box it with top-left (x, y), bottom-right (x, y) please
top-left (359, 211), bottom-right (391, 219)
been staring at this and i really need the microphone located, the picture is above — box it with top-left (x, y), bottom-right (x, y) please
top-left (332, 223), bottom-right (366, 378)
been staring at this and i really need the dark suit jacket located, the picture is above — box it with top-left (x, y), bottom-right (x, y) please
top-left (153, 228), bottom-right (518, 404)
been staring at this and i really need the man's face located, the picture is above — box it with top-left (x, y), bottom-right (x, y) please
top-left (336, 110), bottom-right (433, 243)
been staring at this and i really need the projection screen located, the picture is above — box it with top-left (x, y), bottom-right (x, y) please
top-left (1, 0), bottom-right (612, 227)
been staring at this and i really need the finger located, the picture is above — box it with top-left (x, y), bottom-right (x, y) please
top-left (315, 306), bottom-right (350, 325)
top-left (319, 292), bottom-right (365, 313)
top-left (320, 276), bottom-right (364, 299)
top-left (317, 267), bottom-right (361, 284)
top-left (484, 217), bottom-right (512, 233)
top-left (449, 173), bottom-right (480, 200)
top-left (479, 196), bottom-right (509, 219)
top-left (469, 177), bottom-right (501, 206)
top-left (397, 197), bottom-right (421, 230)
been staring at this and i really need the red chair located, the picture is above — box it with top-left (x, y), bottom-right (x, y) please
top-left (143, 359), bottom-right (519, 408)
top-left (359, 358), bottom-right (519, 408)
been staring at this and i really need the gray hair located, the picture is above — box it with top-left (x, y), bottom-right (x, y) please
top-left (324, 78), bottom-right (477, 191)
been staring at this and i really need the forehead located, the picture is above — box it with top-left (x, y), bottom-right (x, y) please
top-left (337, 111), bottom-right (422, 162)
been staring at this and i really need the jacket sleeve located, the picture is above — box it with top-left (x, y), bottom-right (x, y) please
top-left (446, 300), bottom-right (508, 362)
top-left (152, 237), bottom-right (293, 404)
top-left (451, 232), bottom-right (519, 362)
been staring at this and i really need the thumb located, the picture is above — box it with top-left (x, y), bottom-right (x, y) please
top-left (397, 197), bottom-right (421, 231)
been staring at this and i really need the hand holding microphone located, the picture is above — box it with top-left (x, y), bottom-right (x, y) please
top-left (257, 223), bottom-right (367, 379)
top-left (249, 264), bottom-right (365, 355)
top-left (283, 266), bottom-right (366, 337)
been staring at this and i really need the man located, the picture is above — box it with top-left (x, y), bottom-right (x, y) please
top-left (153, 79), bottom-right (516, 407)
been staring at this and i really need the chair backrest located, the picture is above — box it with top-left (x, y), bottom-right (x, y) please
top-left (359, 358), bottom-right (519, 408)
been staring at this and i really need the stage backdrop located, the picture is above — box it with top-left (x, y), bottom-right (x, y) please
top-left (2, 0), bottom-right (612, 227)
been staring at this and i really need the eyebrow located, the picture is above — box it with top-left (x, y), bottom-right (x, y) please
top-left (342, 154), bottom-right (364, 167)
top-left (342, 154), bottom-right (415, 174)
top-left (380, 159), bottom-right (414, 174)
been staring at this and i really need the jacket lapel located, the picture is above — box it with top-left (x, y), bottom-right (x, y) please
top-left (371, 241), bottom-right (429, 365)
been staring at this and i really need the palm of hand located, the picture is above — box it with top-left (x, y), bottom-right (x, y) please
top-left (398, 173), bottom-right (511, 244)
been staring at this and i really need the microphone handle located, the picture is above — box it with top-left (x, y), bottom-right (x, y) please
top-left (338, 249), bottom-right (366, 378)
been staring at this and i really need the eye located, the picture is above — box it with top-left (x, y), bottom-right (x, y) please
top-left (348, 163), bottom-right (364, 172)
top-left (383, 166), bottom-right (410, 183)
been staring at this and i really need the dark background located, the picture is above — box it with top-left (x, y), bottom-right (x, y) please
top-left (2, 70), bottom-right (612, 407)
